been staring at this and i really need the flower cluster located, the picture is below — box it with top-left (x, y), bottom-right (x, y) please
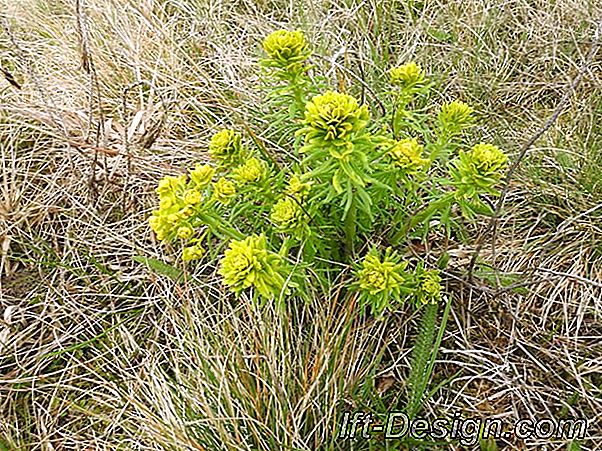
top-left (355, 248), bottom-right (410, 316)
top-left (297, 91), bottom-right (374, 213)
top-left (149, 173), bottom-right (203, 242)
top-left (144, 30), bottom-right (520, 317)
top-left (209, 129), bottom-right (245, 168)
top-left (388, 138), bottom-right (430, 173)
top-left (182, 239), bottom-right (206, 261)
top-left (270, 196), bottom-right (309, 238)
top-left (414, 266), bottom-right (442, 306)
top-left (218, 234), bottom-right (286, 299)
top-left (262, 29), bottom-right (310, 69)
top-left (232, 157), bottom-right (266, 184)
top-left (354, 248), bottom-right (444, 315)
top-left (189, 163), bottom-right (215, 186)
top-left (438, 101), bottom-right (474, 136)
top-left (389, 62), bottom-right (426, 89)
top-left (451, 142), bottom-right (508, 196)
top-left (300, 91), bottom-right (370, 148)
top-left (286, 174), bottom-right (313, 200)
top-left (212, 177), bottom-right (237, 204)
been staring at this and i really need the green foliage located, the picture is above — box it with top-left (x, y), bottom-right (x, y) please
top-left (132, 256), bottom-right (183, 280)
top-left (218, 234), bottom-right (289, 301)
top-left (354, 247), bottom-right (411, 318)
top-left (146, 29), bottom-right (509, 314)
top-left (406, 302), bottom-right (438, 418)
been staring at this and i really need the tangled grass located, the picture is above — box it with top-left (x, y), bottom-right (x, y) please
top-left (1, 0), bottom-right (602, 449)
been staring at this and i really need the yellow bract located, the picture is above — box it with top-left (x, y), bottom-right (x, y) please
top-left (388, 138), bottom-right (429, 172)
top-left (150, 173), bottom-right (196, 242)
top-left (263, 30), bottom-right (310, 67)
top-left (183, 189), bottom-right (202, 205)
top-left (157, 174), bottom-right (186, 196)
top-left (468, 143), bottom-right (508, 176)
top-left (189, 163), bottom-right (215, 187)
top-left (286, 174), bottom-right (313, 200)
top-left (452, 142), bottom-right (508, 195)
top-left (233, 157), bottom-right (265, 184)
top-left (357, 252), bottom-right (406, 296)
top-left (177, 226), bottom-right (194, 239)
top-left (302, 91), bottom-right (369, 145)
top-left (416, 269), bottom-right (442, 305)
top-left (182, 244), bottom-right (205, 261)
top-left (389, 62), bottom-right (426, 87)
top-left (270, 197), bottom-right (305, 233)
top-left (209, 129), bottom-right (244, 167)
top-left (218, 235), bottom-right (286, 299)
top-left (438, 101), bottom-right (474, 133)
top-left (212, 177), bottom-right (237, 204)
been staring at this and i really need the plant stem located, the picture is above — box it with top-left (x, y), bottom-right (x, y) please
top-left (199, 212), bottom-right (244, 240)
top-left (344, 195), bottom-right (357, 258)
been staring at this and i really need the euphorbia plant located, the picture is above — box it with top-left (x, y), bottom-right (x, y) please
top-left (146, 29), bottom-right (510, 422)
top-left (147, 29), bottom-right (508, 314)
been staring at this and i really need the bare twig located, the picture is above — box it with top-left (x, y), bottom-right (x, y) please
top-left (1, 15), bottom-right (106, 173)
top-left (468, 17), bottom-right (602, 283)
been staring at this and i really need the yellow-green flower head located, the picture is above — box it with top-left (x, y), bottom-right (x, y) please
top-left (416, 269), bottom-right (442, 305)
top-left (286, 174), bottom-right (313, 200)
top-left (150, 210), bottom-right (180, 241)
top-left (209, 129), bottom-right (244, 167)
top-left (177, 225), bottom-right (194, 240)
top-left (159, 196), bottom-right (174, 210)
top-left (189, 163), bottom-right (215, 187)
top-left (389, 62), bottom-right (426, 88)
top-left (150, 171), bottom-right (208, 242)
top-left (357, 253), bottom-right (407, 296)
top-left (148, 215), bottom-right (163, 238)
top-left (270, 196), bottom-right (307, 235)
top-left (469, 143), bottom-right (508, 175)
top-left (452, 143), bottom-right (508, 195)
top-left (182, 244), bottom-right (205, 261)
top-left (438, 101), bottom-right (474, 134)
top-left (388, 138), bottom-right (429, 172)
top-left (150, 174), bottom-right (192, 241)
top-left (157, 174), bottom-right (187, 197)
top-left (167, 213), bottom-right (180, 224)
top-left (263, 30), bottom-right (310, 67)
top-left (218, 235), bottom-right (286, 299)
top-left (183, 189), bottom-right (202, 205)
top-left (302, 91), bottom-right (370, 146)
top-left (232, 157), bottom-right (265, 184)
top-left (459, 142), bottom-right (507, 178)
top-left (212, 177), bottom-right (237, 204)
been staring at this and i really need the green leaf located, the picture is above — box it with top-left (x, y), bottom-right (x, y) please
top-left (332, 169), bottom-right (344, 194)
top-left (469, 197), bottom-right (495, 216)
top-left (479, 437), bottom-right (498, 451)
top-left (437, 251), bottom-right (450, 269)
top-left (133, 256), bottom-right (183, 280)
top-left (342, 182), bottom-right (354, 219)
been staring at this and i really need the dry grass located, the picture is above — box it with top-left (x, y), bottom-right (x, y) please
top-left (1, 0), bottom-right (602, 449)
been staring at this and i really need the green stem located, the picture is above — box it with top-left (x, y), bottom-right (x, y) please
top-left (279, 237), bottom-right (292, 257)
top-left (344, 195), bottom-right (357, 258)
top-left (292, 83), bottom-right (304, 116)
top-left (199, 212), bottom-right (244, 240)
top-left (424, 295), bottom-right (452, 398)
